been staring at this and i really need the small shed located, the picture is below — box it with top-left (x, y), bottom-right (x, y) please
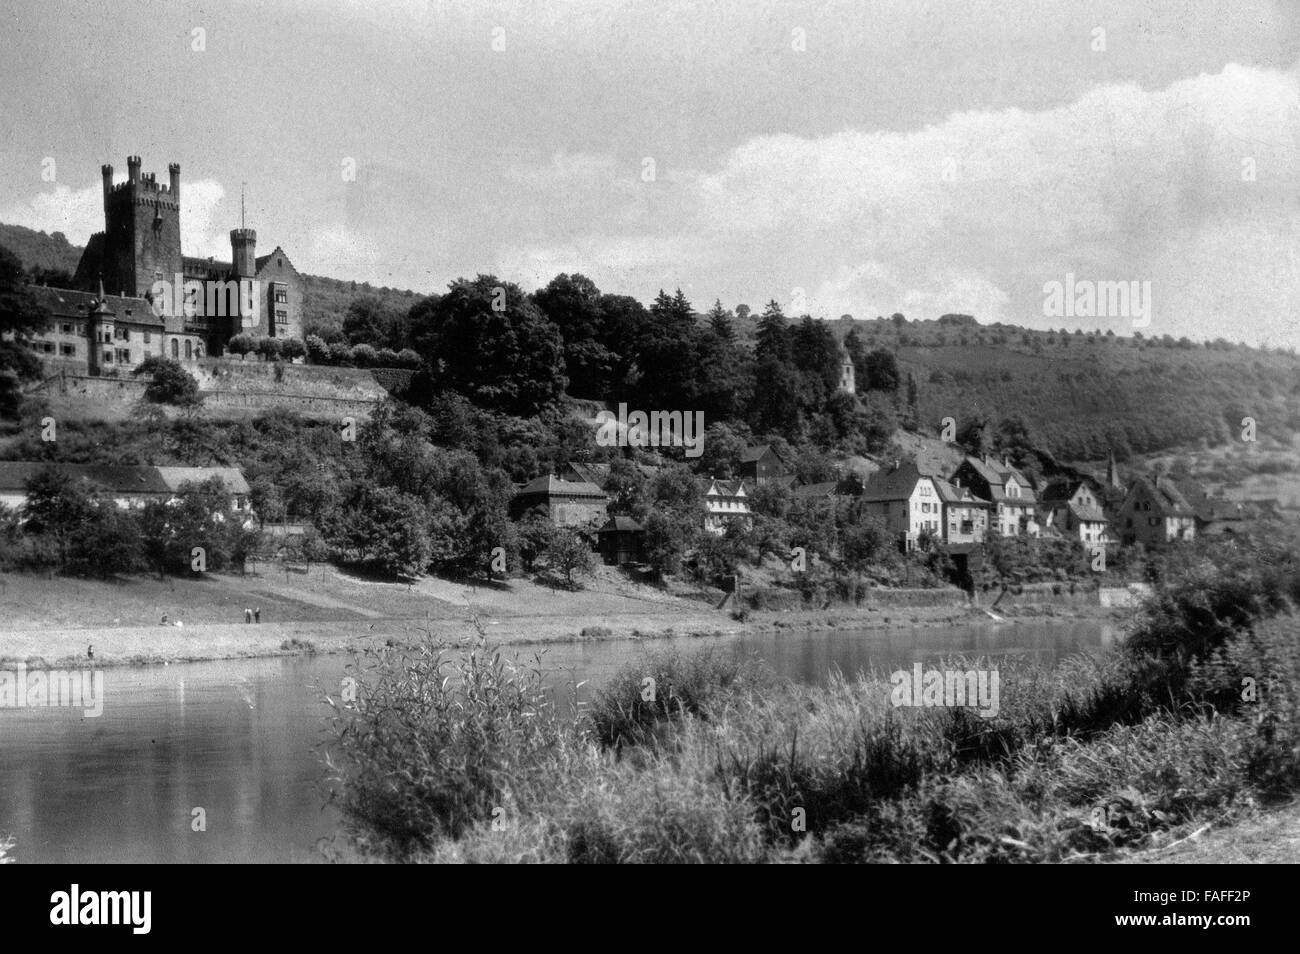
top-left (597, 516), bottom-right (644, 566)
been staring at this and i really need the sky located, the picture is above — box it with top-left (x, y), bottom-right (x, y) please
top-left (1, 0), bottom-right (1297, 345)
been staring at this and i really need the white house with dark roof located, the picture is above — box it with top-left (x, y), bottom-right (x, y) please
top-left (0, 461), bottom-right (253, 517)
top-left (952, 455), bottom-right (1040, 537)
top-left (859, 461), bottom-right (943, 551)
top-left (703, 478), bottom-right (752, 535)
top-left (1039, 479), bottom-right (1109, 545)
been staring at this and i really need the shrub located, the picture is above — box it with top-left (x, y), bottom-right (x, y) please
top-left (350, 343), bottom-right (378, 367)
top-left (587, 648), bottom-right (764, 749)
top-left (326, 637), bottom-right (567, 858)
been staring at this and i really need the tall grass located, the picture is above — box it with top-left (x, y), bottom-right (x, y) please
top-left (327, 535), bottom-right (1300, 862)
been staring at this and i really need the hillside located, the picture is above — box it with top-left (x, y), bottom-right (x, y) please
top-left (0, 222), bottom-right (82, 276)
top-left (830, 315), bottom-right (1300, 462)
top-left (5, 220), bottom-right (1298, 464)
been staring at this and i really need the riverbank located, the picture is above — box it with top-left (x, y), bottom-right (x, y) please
top-left (0, 567), bottom-right (1127, 669)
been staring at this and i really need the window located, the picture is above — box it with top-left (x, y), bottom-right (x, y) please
top-left (275, 309), bottom-right (288, 324)
top-left (60, 323), bottom-right (72, 334)
top-left (43, 342), bottom-right (54, 353)
top-left (116, 348), bottom-right (130, 364)
top-left (185, 340), bottom-right (192, 360)
top-left (60, 344), bottom-right (75, 356)
top-left (144, 330), bottom-right (151, 343)
top-left (274, 286), bottom-right (288, 303)
top-left (171, 338), bottom-right (179, 358)
top-left (103, 350), bottom-right (113, 363)
top-left (77, 323), bottom-right (84, 335)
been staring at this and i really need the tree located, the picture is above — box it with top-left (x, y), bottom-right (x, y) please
top-left (642, 509), bottom-right (686, 579)
top-left (862, 349), bottom-right (900, 392)
top-left (133, 356), bottom-right (201, 406)
top-left (543, 527), bottom-right (594, 587)
top-left (280, 338), bottom-right (306, 361)
top-left (414, 275), bottom-right (566, 415)
top-left (256, 336), bottom-right (283, 361)
top-left (706, 299), bottom-right (735, 343)
top-left (755, 300), bottom-right (790, 363)
top-left (0, 244), bottom-right (49, 416)
top-left (532, 273), bottom-right (613, 398)
top-left (226, 333), bottom-right (256, 356)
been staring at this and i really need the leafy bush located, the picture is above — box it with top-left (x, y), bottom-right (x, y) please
top-left (326, 637), bottom-right (568, 858)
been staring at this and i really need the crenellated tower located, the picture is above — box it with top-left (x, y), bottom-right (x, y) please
top-left (90, 156), bottom-right (183, 298)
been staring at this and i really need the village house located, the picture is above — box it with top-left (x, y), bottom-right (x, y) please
top-left (1038, 479), bottom-right (1109, 546)
top-left (510, 475), bottom-right (608, 528)
top-left (737, 445), bottom-right (796, 488)
top-left (0, 462), bottom-right (253, 516)
top-left (703, 478), bottom-right (752, 535)
top-left (859, 461), bottom-right (943, 552)
top-left (597, 516), bottom-right (645, 565)
top-left (1115, 474), bottom-right (1196, 546)
top-left (952, 455), bottom-right (1040, 537)
top-left (933, 476), bottom-right (991, 545)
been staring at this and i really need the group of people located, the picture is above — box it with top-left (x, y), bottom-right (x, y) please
top-left (244, 607), bottom-right (261, 624)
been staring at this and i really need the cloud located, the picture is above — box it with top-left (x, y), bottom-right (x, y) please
top-left (500, 59), bottom-right (1300, 345)
top-left (1, 176), bottom-right (229, 261)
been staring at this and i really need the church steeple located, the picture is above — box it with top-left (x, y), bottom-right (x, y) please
top-left (1107, 449), bottom-right (1124, 491)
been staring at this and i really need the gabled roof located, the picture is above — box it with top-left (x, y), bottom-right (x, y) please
top-left (793, 481), bottom-right (839, 499)
top-left (0, 461), bottom-right (171, 495)
top-left (739, 443), bottom-right (790, 464)
top-left (155, 466), bottom-right (251, 495)
top-left (599, 516), bottom-right (643, 533)
top-left (933, 477), bottom-right (991, 506)
top-left (1066, 501), bottom-right (1108, 523)
top-left (861, 462), bottom-right (931, 502)
top-left (564, 461), bottom-right (611, 487)
top-left (958, 455), bottom-right (1037, 505)
top-left (28, 286), bottom-right (164, 327)
top-left (1129, 476), bottom-right (1195, 517)
top-left (255, 246), bottom-right (299, 274)
top-left (705, 478), bottom-right (748, 497)
top-left (514, 475), bottom-right (606, 499)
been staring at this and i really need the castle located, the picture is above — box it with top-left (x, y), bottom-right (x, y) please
top-left (24, 156), bottom-right (302, 373)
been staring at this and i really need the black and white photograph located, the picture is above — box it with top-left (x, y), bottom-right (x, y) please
top-left (0, 0), bottom-right (1295, 902)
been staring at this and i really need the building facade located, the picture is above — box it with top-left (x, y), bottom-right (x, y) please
top-left (23, 156), bottom-right (302, 371)
top-left (510, 475), bottom-right (609, 527)
top-left (953, 455), bottom-right (1039, 537)
top-left (1115, 475), bottom-right (1196, 546)
top-left (704, 478), bottom-right (752, 535)
top-left (860, 461), bottom-right (943, 551)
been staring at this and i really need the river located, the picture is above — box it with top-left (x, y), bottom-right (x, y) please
top-left (0, 620), bottom-right (1119, 863)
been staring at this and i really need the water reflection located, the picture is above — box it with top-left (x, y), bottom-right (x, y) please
top-left (0, 620), bottom-right (1112, 863)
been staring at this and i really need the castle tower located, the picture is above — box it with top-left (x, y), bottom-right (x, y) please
top-left (100, 156), bottom-right (183, 298)
top-left (86, 278), bottom-right (114, 377)
top-left (839, 350), bottom-right (856, 395)
top-left (230, 228), bottom-right (257, 278)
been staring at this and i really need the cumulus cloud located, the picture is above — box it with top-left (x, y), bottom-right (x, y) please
top-left (1, 176), bottom-right (229, 261)
top-left (500, 59), bottom-right (1300, 345)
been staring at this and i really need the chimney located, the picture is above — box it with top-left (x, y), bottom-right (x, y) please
top-left (127, 155), bottom-right (142, 183)
top-left (101, 164), bottom-right (114, 214)
top-left (168, 162), bottom-right (181, 202)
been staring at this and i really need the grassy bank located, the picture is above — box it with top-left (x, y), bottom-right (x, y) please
top-left (0, 564), bottom-right (1114, 668)
top-left (323, 532), bottom-right (1300, 863)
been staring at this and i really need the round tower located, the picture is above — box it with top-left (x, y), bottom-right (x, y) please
top-left (230, 228), bottom-right (257, 278)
